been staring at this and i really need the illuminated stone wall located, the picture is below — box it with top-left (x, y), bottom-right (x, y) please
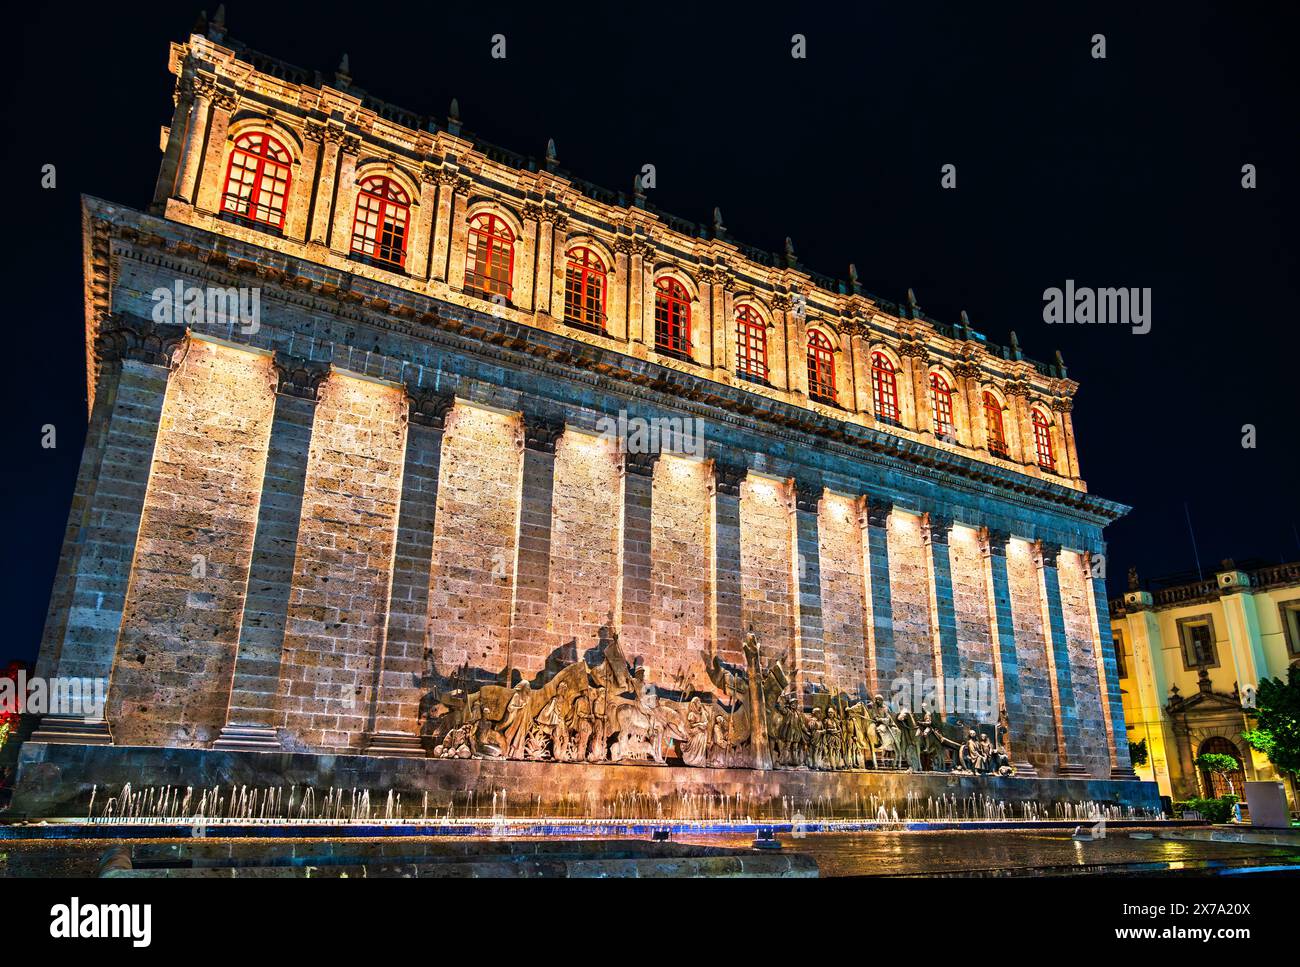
top-left (544, 432), bottom-right (622, 659)
top-left (1006, 539), bottom-right (1060, 775)
top-left (108, 341), bottom-right (275, 746)
top-left (1058, 549), bottom-right (1110, 778)
top-left (739, 476), bottom-right (797, 678)
top-left (278, 374), bottom-right (407, 751)
top-left (817, 494), bottom-right (869, 697)
top-left (425, 404), bottom-right (522, 680)
top-left (886, 512), bottom-right (934, 688)
top-left (949, 525), bottom-right (995, 684)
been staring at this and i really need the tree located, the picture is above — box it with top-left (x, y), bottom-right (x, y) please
top-left (1128, 738), bottom-right (1149, 768)
top-left (1195, 752), bottom-right (1241, 797)
top-left (1242, 663), bottom-right (1300, 780)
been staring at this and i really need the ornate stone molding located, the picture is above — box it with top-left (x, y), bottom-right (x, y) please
top-left (272, 352), bottom-right (331, 401)
top-left (1033, 540), bottom-right (1062, 569)
top-left (623, 450), bottom-right (660, 477)
top-left (407, 387), bottom-right (455, 429)
top-left (924, 512), bottom-right (954, 546)
top-left (864, 497), bottom-right (894, 528)
top-left (981, 527), bottom-right (1013, 558)
top-left (96, 316), bottom-right (187, 368)
top-left (521, 413), bottom-right (565, 453)
top-left (1050, 396), bottom-right (1074, 413)
top-left (712, 460), bottom-right (746, 497)
top-left (793, 479), bottom-right (823, 513)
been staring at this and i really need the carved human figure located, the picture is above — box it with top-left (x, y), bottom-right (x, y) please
top-left (570, 688), bottom-right (594, 764)
top-left (682, 696), bottom-right (710, 767)
top-left (894, 705), bottom-right (921, 771)
top-left (587, 686), bottom-right (608, 761)
top-left (501, 681), bottom-right (533, 759)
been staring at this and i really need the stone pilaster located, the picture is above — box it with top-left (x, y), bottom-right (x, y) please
top-left (503, 412), bottom-right (564, 679)
top-left (308, 124), bottom-right (344, 246)
top-left (427, 170), bottom-right (458, 283)
top-left (1035, 540), bottom-right (1088, 777)
top-left (363, 389), bottom-right (454, 755)
top-left (327, 135), bottom-right (361, 254)
top-left (33, 324), bottom-right (183, 744)
top-left (790, 479), bottom-right (825, 698)
top-left (215, 356), bottom-right (328, 751)
top-left (1084, 550), bottom-right (1134, 779)
top-left (923, 512), bottom-right (961, 711)
top-left (861, 498), bottom-right (895, 693)
top-left (617, 450), bottom-right (658, 644)
top-left (981, 529), bottom-right (1036, 775)
top-left (193, 85), bottom-right (239, 215)
top-left (710, 460), bottom-right (746, 668)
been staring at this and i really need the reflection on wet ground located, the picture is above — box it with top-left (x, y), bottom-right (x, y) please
top-left (674, 829), bottom-right (1300, 877)
top-left (3, 829), bottom-right (1298, 877)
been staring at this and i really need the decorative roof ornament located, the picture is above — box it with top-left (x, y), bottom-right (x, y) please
top-left (906, 288), bottom-right (921, 318)
top-left (1054, 349), bottom-right (1067, 377)
top-left (545, 138), bottom-right (558, 171)
top-left (959, 309), bottom-right (973, 338)
top-left (713, 207), bottom-right (726, 235)
top-left (848, 263), bottom-right (861, 294)
top-left (210, 4), bottom-right (226, 41)
top-left (335, 53), bottom-right (351, 87)
top-left (448, 98), bottom-right (461, 136)
top-left (1008, 330), bottom-right (1023, 360)
top-left (784, 236), bottom-right (797, 267)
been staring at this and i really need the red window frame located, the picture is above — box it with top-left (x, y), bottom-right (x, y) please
top-left (221, 131), bottom-right (292, 229)
top-left (464, 212), bottom-right (515, 302)
top-left (735, 305), bottom-right (768, 380)
top-left (983, 391), bottom-right (1008, 456)
top-left (564, 246), bottom-right (607, 330)
top-left (350, 175), bottom-right (411, 267)
top-left (654, 277), bottom-right (692, 355)
top-left (929, 372), bottom-right (955, 438)
top-left (807, 329), bottom-right (836, 401)
top-left (1032, 408), bottom-right (1056, 469)
top-left (871, 351), bottom-right (900, 422)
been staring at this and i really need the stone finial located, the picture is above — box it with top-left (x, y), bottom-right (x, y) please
top-left (959, 309), bottom-right (972, 336)
top-left (848, 263), bottom-right (861, 291)
top-left (713, 207), bottom-right (725, 234)
top-left (906, 288), bottom-right (920, 316)
top-left (545, 138), bottom-right (558, 170)
top-left (194, 9), bottom-right (209, 35)
top-left (448, 98), bottom-right (461, 135)
top-left (209, 4), bottom-right (226, 40)
top-left (1008, 330), bottom-right (1023, 360)
top-left (784, 236), bottom-right (796, 266)
top-left (336, 53), bottom-right (351, 86)
top-left (1054, 349), bottom-right (1067, 376)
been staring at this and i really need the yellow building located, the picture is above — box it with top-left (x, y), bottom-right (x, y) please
top-left (1111, 560), bottom-right (1300, 807)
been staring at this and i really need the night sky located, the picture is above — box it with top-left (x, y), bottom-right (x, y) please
top-left (2, 2), bottom-right (1296, 666)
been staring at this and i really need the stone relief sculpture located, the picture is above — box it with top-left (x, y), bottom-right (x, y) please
top-left (425, 629), bottom-right (1016, 776)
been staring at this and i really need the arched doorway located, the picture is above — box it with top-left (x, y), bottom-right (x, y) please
top-left (1197, 736), bottom-right (1246, 798)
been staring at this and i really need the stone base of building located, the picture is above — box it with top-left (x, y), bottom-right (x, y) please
top-left (9, 741), bottom-right (1162, 821)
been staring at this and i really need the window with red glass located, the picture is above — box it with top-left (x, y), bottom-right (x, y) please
top-left (564, 247), bottom-right (607, 330)
top-left (871, 352), bottom-right (899, 422)
top-left (350, 175), bottom-right (410, 267)
top-left (654, 278), bottom-right (691, 355)
top-left (929, 372), bottom-right (955, 438)
top-left (1032, 408), bottom-right (1056, 469)
top-left (807, 330), bottom-right (836, 401)
top-left (464, 213), bottom-right (514, 301)
top-left (983, 391), bottom-right (1008, 457)
top-left (735, 305), bottom-right (768, 380)
top-left (221, 132), bottom-right (292, 229)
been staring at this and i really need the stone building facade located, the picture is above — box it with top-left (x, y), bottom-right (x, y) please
top-left (1112, 561), bottom-right (1300, 805)
top-left (30, 23), bottom-right (1135, 782)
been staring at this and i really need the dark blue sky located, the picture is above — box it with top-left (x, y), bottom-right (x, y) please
top-left (2, 1), bottom-right (1296, 665)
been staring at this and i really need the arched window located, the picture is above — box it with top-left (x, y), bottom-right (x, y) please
top-left (564, 247), bottom-right (607, 331)
top-left (464, 213), bottom-right (515, 302)
top-left (983, 391), bottom-right (1008, 458)
top-left (654, 278), bottom-right (691, 356)
top-left (351, 175), bottom-right (410, 267)
top-left (929, 372), bottom-right (955, 439)
top-left (735, 305), bottom-right (768, 381)
top-left (871, 352), bottom-right (900, 424)
top-left (221, 131), bottom-right (292, 229)
top-left (1032, 408), bottom-right (1055, 470)
top-left (807, 330), bottom-right (836, 401)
